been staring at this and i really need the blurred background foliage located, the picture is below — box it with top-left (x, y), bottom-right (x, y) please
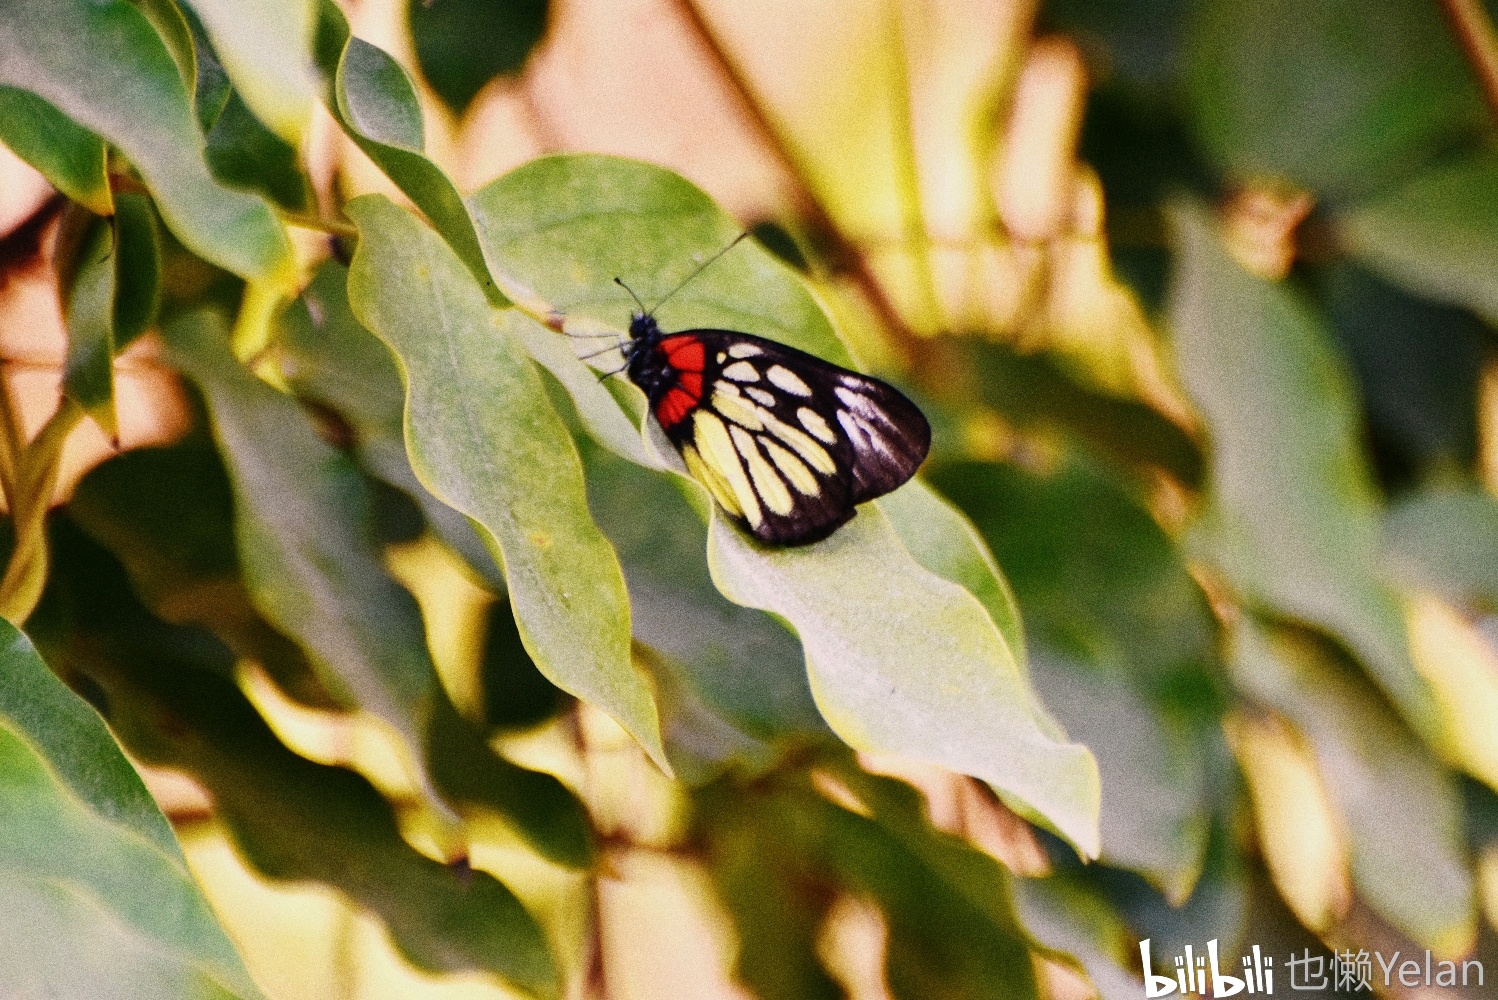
top-left (1, 0), bottom-right (1498, 997)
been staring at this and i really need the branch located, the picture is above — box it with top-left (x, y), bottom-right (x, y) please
top-left (669, 0), bottom-right (922, 362)
top-left (1440, 0), bottom-right (1498, 120)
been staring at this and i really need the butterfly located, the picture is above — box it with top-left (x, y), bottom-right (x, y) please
top-left (602, 238), bottom-right (931, 546)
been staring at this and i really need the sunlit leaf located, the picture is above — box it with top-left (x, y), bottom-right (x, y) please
top-left (1231, 619), bottom-right (1476, 954)
top-left (275, 261), bottom-right (505, 590)
top-left (0, 615), bottom-right (267, 999)
top-left (1338, 153), bottom-right (1498, 325)
top-left (467, 153), bottom-right (1096, 853)
top-left (179, 0), bottom-right (318, 145)
top-left (407, 0), bottom-right (548, 116)
top-left (344, 194), bottom-right (665, 769)
top-left (0, 0), bottom-right (292, 282)
top-left (0, 86), bottom-right (110, 214)
top-left (1167, 201), bottom-right (1441, 741)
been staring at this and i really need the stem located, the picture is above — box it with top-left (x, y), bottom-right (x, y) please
top-left (278, 210), bottom-right (359, 240)
top-left (884, 0), bottom-right (943, 331)
top-left (669, 0), bottom-right (922, 360)
top-left (0, 396), bottom-right (84, 624)
top-left (1440, 0), bottom-right (1498, 119)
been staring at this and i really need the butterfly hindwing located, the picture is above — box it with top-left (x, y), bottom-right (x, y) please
top-left (644, 330), bottom-right (930, 546)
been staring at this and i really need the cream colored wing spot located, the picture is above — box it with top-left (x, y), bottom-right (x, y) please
top-left (722, 360), bottom-right (760, 382)
top-left (712, 388), bottom-right (765, 430)
top-left (693, 410), bottom-right (763, 527)
top-left (767, 365), bottom-right (813, 396)
top-left (745, 386), bottom-right (777, 407)
top-left (731, 425), bottom-right (794, 515)
top-left (716, 352), bottom-right (727, 363)
top-left (838, 408), bottom-right (893, 457)
top-left (762, 411), bottom-right (837, 474)
top-left (728, 342), bottom-right (764, 358)
top-left (760, 437), bottom-right (820, 496)
top-left (796, 406), bottom-right (838, 444)
top-left (682, 443), bottom-right (742, 518)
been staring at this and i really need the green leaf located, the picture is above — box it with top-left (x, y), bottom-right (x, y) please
top-left (1014, 874), bottom-right (1139, 1000)
top-left (164, 309), bottom-right (593, 866)
top-left (205, 89), bottom-right (313, 211)
top-left (956, 339), bottom-right (1204, 489)
top-left (113, 190), bottom-right (162, 346)
top-left (0, 86), bottom-right (111, 214)
top-left (178, 0), bottom-right (318, 145)
top-left (0, 0), bottom-right (292, 282)
top-left (578, 436), bottom-right (824, 778)
top-left (467, 153), bottom-right (1096, 853)
top-left (408, 0), bottom-right (548, 116)
top-left (1231, 619), bottom-right (1476, 953)
top-left (1338, 154), bottom-right (1498, 325)
top-left (1167, 200), bottom-right (1441, 742)
top-left (32, 520), bottom-right (560, 999)
top-left (1384, 487), bottom-right (1498, 608)
top-left (708, 506), bottom-right (1100, 857)
top-left (274, 261), bottom-right (505, 590)
top-left (69, 434), bottom-right (337, 709)
top-left (699, 771), bottom-right (1041, 1000)
top-left (930, 457), bottom-right (1222, 896)
top-left (343, 194), bottom-right (666, 768)
top-left (1185, 0), bottom-right (1485, 196)
top-left (63, 215), bottom-right (120, 436)
top-left (1320, 262), bottom-right (1487, 479)
top-left (130, 0), bottom-right (198, 94)
top-left (314, 3), bottom-right (500, 301)
top-left (0, 617), bottom-right (268, 999)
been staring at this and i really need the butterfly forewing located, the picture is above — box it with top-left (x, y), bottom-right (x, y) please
top-left (638, 329), bottom-right (931, 546)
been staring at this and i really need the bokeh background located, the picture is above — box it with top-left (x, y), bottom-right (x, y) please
top-left (3, 0), bottom-right (1498, 997)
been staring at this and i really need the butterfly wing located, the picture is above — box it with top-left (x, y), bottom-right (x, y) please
top-left (647, 330), bottom-right (930, 546)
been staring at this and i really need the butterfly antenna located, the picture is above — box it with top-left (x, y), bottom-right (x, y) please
top-left (642, 231), bottom-right (750, 314)
top-left (614, 277), bottom-right (648, 314)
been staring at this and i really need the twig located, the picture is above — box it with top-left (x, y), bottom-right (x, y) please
top-left (669, 0), bottom-right (923, 362)
top-left (0, 395), bottom-right (83, 623)
top-left (1440, 0), bottom-right (1498, 120)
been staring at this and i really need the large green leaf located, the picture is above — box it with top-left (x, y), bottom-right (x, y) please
top-left (343, 195), bottom-right (665, 768)
top-left (407, 0), bottom-right (548, 116)
top-left (275, 261), bottom-right (505, 590)
top-left (63, 215), bottom-right (120, 435)
top-left (467, 153), bottom-right (1097, 854)
top-left (1338, 154), bottom-right (1498, 325)
top-left (1185, 0), bottom-right (1485, 196)
top-left (0, 85), bottom-right (111, 214)
top-left (164, 310), bottom-right (592, 866)
top-left (178, 0), bottom-right (318, 145)
top-left (1167, 201), bottom-right (1441, 742)
top-left (0, 617), bottom-right (267, 999)
top-left (1384, 487), bottom-right (1498, 609)
top-left (31, 519), bottom-right (559, 999)
top-left (1231, 619), bottom-right (1476, 954)
top-left (933, 457), bottom-right (1223, 899)
top-left (0, 0), bottom-right (292, 282)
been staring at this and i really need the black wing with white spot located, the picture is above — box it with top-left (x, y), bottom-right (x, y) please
top-left (649, 329), bottom-right (931, 546)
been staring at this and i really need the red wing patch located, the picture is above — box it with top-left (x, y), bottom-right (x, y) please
top-left (655, 386), bottom-right (698, 428)
top-left (661, 335), bottom-right (705, 372)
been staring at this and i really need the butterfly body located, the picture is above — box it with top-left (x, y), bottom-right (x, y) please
top-left (622, 311), bottom-right (931, 546)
